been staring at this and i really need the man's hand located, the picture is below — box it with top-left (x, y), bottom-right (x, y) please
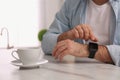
top-left (57, 24), bottom-right (98, 42)
top-left (53, 39), bottom-right (113, 63)
top-left (52, 39), bottom-right (89, 61)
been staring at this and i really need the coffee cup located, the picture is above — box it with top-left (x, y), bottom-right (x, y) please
top-left (11, 47), bottom-right (44, 65)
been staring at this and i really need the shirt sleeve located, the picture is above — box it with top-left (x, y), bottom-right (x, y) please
top-left (41, 0), bottom-right (71, 54)
top-left (106, 45), bottom-right (120, 66)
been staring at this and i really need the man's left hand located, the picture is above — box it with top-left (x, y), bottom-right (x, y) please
top-left (52, 39), bottom-right (89, 61)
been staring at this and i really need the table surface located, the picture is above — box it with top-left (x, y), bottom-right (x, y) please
top-left (0, 49), bottom-right (120, 80)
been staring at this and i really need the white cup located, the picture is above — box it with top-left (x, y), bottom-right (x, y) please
top-left (11, 47), bottom-right (44, 65)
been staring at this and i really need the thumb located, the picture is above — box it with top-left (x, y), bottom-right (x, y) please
top-left (90, 32), bottom-right (98, 42)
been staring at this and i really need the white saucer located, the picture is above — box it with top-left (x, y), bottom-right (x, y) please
top-left (11, 59), bottom-right (48, 68)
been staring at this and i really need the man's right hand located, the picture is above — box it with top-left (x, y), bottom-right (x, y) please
top-left (57, 24), bottom-right (98, 42)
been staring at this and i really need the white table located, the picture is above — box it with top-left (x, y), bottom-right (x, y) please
top-left (0, 49), bottom-right (120, 80)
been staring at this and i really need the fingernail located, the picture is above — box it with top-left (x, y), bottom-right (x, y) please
top-left (92, 37), bottom-right (95, 40)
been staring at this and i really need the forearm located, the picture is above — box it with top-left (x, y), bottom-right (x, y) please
top-left (95, 45), bottom-right (113, 63)
top-left (57, 31), bottom-right (74, 42)
top-left (83, 44), bottom-right (113, 64)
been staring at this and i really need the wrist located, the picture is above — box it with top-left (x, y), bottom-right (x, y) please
top-left (57, 32), bottom-right (67, 42)
top-left (80, 44), bottom-right (89, 57)
top-left (84, 44), bottom-right (89, 57)
top-left (88, 42), bottom-right (98, 58)
top-left (57, 31), bottom-right (74, 42)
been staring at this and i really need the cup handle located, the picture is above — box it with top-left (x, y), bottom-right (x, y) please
top-left (11, 50), bottom-right (19, 60)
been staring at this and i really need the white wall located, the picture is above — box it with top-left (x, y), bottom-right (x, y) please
top-left (0, 0), bottom-right (64, 48)
top-left (44, 0), bottom-right (63, 28)
top-left (0, 0), bottom-right (40, 48)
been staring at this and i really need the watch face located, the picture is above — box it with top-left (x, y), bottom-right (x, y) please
top-left (89, 43), bottom-right (98, 52)
top-left (88, 42), bottom-right (98, 58)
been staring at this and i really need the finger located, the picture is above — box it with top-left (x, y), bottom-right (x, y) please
top-left (58, 50), bottom-right (68, 61)
top-left (81, 25), bottom-right (90, 40)
top-left (90, 32), bottom-right (98, 42)
top-left (87, 26), bottom-right (98, 42)
top-left (54, 45), bottom-right (67, 59)
top-left (52, 41), bottom-right (66, 56)
top-left (75, 25), bottom-right (84, 39)
top-left (73, 28), bottom-right (79, 38)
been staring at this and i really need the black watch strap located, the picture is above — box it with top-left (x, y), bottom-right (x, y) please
top-left (88, 50), bottom-right (97, 58)
top-left (88, 42), bottom-right (98, 58)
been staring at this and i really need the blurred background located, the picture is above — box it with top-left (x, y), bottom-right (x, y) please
top-left (0, 0), bottom-right (64, 48)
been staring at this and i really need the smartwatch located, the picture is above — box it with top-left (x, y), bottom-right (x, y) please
top-left (88, 42), bottom-right (98, 58)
